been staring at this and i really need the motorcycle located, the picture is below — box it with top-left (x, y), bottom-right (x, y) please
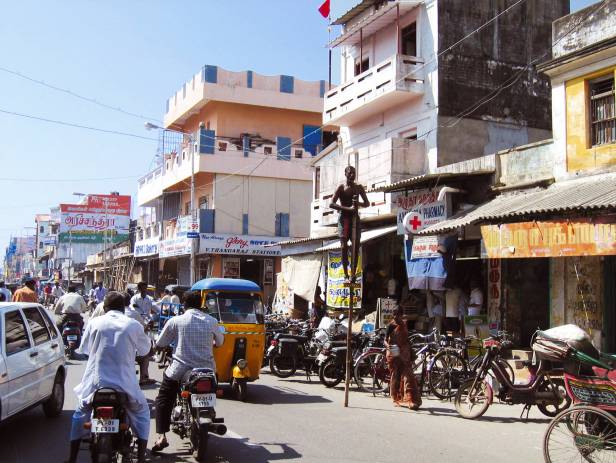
top-left (455, 332), bottom-right (571, 420)
top-left (317, 332), bottom-right (374, 388)
top-left (170, 368), bottom-right (227, 461)
top-left (62, 319), bottom-right (82, 359)
top-left (88, 388), bottom-right (134, 463)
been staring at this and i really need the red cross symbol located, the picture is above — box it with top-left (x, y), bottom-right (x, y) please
top-left (409, 215), bottom-right (422, 230)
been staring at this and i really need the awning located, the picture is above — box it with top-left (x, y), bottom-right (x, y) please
top-left (368, 170), bottom-right (494, 193)
top-left (418, 172), bottom-right (616, 235)
top-left (330, 1), bottom-right (423, 48)
top-left (315, 225), bottom-right (397, 252)
top-left (281, 254), bottom-right (324, 302)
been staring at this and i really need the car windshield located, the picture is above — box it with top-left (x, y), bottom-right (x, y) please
top-left (204, 292), bottom-right (264, 324)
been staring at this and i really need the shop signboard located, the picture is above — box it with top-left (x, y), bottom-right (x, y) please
top-left (59, 194), bottom-right (131, 244)
top-left (178, 215), bottom-right (200, 239)
top-left (135, 236), bottom-right (160, 257)
top-left (159, 236), bottom-right (192, 258)
top-left (481, 219), bottom-right (616, 258)
top-left (42, 234), bottom-right (57, 246)
top-left (222, 257), bottom-right (240, 278)
top-left (395, 189), bottom-right (447, 235)
top-left (410, 235), bottom-right (440, 259)
top-left (486, 259), bottom-right (501, 333)
top-left (199, 233), bottom-right (283, 256)
top-left (377, 298), bottom-right (398, 327)
top-left (326, 250), bottom-right (362, 309)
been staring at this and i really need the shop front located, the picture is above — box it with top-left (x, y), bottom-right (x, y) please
top-left (134, 235), bottom-right (160, 288)
top-left (158, 234), bottom-right (192, 287)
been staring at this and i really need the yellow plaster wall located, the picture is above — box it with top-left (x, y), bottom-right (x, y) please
top-left (566, 67), bottom-right (616, 172)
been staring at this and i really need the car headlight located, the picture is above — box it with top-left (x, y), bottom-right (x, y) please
top-left (236, 359), bottom-right (247, 369)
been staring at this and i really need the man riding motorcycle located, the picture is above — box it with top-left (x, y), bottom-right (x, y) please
top-left (54, 286), bottom-right (87, 330)
top-left (65, 291), bottom-right (152, 463)
top-left (152, 290), bottom-right (224, 453)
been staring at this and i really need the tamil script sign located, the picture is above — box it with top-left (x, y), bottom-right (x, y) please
top-left (481, 219), bottom-right (616, 258)
top-left (410, 235), bottom-right (440, 259)
top-left (395, 189), bottom-right (447, 235)
top-left (159, 236), bottom-right (192, 258)
top-left (326, 251), bottom-right (362, 309)
top-left (59, 194), bottom-right (131, 244)
top-left (134, 236), bottom-right (160, 257)
top-left (199, 233), bottom-right (284, 256)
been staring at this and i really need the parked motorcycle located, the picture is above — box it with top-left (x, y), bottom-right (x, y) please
top-left (317, 333), bottom-right (371, 388)
top-left (88, 387), bottom-right (135, 462)
top-left (169, 368), bottom-right (226, 461)
top-left (454, 332), bottom-right (571, 420)
top-left (62, 320), bottom-right (82, 359)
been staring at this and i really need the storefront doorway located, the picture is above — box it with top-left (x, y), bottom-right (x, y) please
top-left (240, 258), bottom-right (262, 285)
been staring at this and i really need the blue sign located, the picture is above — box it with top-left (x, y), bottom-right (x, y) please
top-left (187, 232), bottom-right (200, 239)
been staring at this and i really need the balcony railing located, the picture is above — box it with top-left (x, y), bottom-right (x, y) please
top-left (323, 54), bottom-right (424, 126)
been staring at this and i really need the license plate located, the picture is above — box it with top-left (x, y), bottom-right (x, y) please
top-left (92, 418), bottom-right (119, 433)
top-left (317, 353), bottom-right (328, 363)
top-left (191, 393), bottom-right (216, 408)
top-left (67, 335), bottom-right (78, 341)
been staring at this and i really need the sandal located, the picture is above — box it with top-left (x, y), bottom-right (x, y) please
top-left (139, 378), bottom-right (156, 386)
top-left (151, 439), bottom-right (169, 453)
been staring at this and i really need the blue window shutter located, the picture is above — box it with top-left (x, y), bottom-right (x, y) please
top-left (281, 213), bottom-right (290, 237)
top-left (200, 209), bottom-right (215, 233)
top-left (199, 128), bottom-right (215, 154)
top-left (280, 75), bottom-right (294, 94)
top-left (242, 214), bottom-right (249, 235)
top-left (247, 70), bottom-right (253, 88)
top-left (202, 65), bottom-right (218, 84)
top-left (242, 135), bottom-right (250, 157)
top-left (320, 80), bottom-right (326, 98)
top-left (302, 125), bottom-right (322, 156)
top-left (276, 137), bottom-right (291, 161)
top-left (275, 213), bottom-right (281, 236)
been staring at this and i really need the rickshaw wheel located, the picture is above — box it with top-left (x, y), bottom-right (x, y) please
top-left (543, 405), bottom-right (616, 463)
top-left (232, 379), bottom-right (248, 402)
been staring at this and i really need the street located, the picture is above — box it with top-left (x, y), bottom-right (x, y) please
top-left (0, 355), bottom-right (550, 463)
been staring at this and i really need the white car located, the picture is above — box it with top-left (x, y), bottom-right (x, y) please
top-left (0, 302), bottom-right (66, 422)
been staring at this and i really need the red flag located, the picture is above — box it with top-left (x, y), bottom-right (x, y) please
top-left (318, 0), bottom-right (330, 18)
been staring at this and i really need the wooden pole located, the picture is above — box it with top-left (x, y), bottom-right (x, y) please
top-left (343, 200), bottom-right (359, 407)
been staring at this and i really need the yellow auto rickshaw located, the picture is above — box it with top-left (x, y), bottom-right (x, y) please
top-left (191, 278), bottom-right (266, 401)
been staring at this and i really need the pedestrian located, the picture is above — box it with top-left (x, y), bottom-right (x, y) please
top-left (385, 307), bottom-right (422, 410)
top-left (93, 281), bottom-right (107, 304)
top-left (426, 290), bottom-right (444, 333)
top-left (159, 289), bottom-right (172, 304)
top-left (13, 278), bottom-right (38, 303)
top-left (170, 287), bottom-right (181, 305)
top-left (51, 281), bottom-right (65, 301)
top-left (0, 280), bottom-right (11, 302)
top-left (43, 282), bottom-right (53, 305)
top-left (310, 285), bottom-right (326, 328)
top-left (65, 291), bottom-right (151, 463)
top-left (468, 278), bottom-right (484, 316)
top-left (151, 290), bottom-right (224, 453)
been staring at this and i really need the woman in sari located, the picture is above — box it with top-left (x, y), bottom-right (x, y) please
top-left (385, 307), bottom-right (422, 410)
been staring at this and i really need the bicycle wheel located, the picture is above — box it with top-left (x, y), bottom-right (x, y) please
top-left (543, 405), bottom-right (616, 463)
top-left (429, 349), bottom-right (468, 400)
top-left (536, 377), bottom-right (572, 418)
top-left (354, 351), bottom-right (387, 394)
top-left (454, 378), bottom-right (493, 419)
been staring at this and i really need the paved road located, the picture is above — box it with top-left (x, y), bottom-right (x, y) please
top-left (0, 351), bottom-right (550, 463)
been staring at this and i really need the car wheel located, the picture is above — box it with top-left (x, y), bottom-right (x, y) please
top-left (42, 372), bottom-right (65, 418)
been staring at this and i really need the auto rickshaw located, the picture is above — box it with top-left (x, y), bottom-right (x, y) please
top-left (191, 278), bottom-right (266, 401)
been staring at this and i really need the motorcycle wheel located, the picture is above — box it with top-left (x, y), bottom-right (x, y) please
top-left (192, 421), bottom-right (209, 462)
top-left (455, 378), bottom-right (493, 420)
top-left (319, 358), bottom-right (344, 388)
top-left (537, 378), bottom-right (572, 418)
top-left (232, 378), bottom-right (248, 402)
top-left (94, 434), bottom-right (114, 463)
top-left (269, 352), bottom-right (296, 378)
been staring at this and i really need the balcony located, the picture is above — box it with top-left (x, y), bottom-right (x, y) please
top-left (323, 54), bottom-right (424, 127)
top-left (137, 143), bottom-right (314, 207)
top-left (311, 137), bottom-right (426, 229)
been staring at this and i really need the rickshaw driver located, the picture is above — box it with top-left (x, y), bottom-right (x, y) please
top-left (152, 290), bottom-right (225, 453)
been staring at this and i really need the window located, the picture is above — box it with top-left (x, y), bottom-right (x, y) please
top-left (199, 196), bottom-right (209, 209)
top-left (5, 310), bottom-right (31, 355)
top-left (40, 226), bottom-right (44, 233)
top-left (37, 306), bottom-right (59, 338)
top-left (23, 307), bottom-right (51, 345)
top-left (275, 213), bottom-right (290, 237)
top-left (242, 213), bottom-right (249, 235)
top-left (294, 149), bottom-right (303, 159)
top-left (401, 22), bottom-right (417, 56)
top-left (185, 201), bottom-right (191, 215)
top-left (354, 57), bottom-right (369, 76)
top-left (314, 167), bottom-right (321, 200)
top-left (590, 76), bottom-right (616, 146)
top-left (39, 242), bottom-right (43, 249)
top-left (264, 146), bottom-right (273, 155)
top-left (218, 141), bottom-right (227, 152)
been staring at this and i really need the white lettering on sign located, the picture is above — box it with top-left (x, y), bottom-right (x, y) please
top-left (135, 237), bottom-right (160, 257)
top-left (199, 233), bottom-right (285, 256)
top-left (395, 189), bottom-right (447, 235)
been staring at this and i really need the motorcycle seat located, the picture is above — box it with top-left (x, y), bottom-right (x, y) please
top-left (182, 368), bottom-right (216, 385)
top-left (92, 388), bottom-right (128, 406)
top-left (279, 335), bottom-right (308, 344)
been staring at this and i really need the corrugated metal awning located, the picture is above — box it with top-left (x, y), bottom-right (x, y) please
top-left (417, 172), bottom-right (616, 235)
top-left (368, 170), bottom-right (494, 193)
top-left (315, 225), bottom-right (397, 252)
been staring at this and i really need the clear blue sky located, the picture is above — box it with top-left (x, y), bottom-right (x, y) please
top-left (0, 0), bottom-right (598, 256)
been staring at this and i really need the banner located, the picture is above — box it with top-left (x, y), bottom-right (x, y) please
top-left (481, 219), bottom-right (616, 258)
top-left (59, 194), bottom-right (131, 244)
top-left (326, 250), bottom-right (362, 309)
top-left (134, 236), bottom-right (160, 257)
top-left (395, 189), bottom-right (447, 235)
top-left (159, 236), bottom-right (192, 258)
top-left (410, 235), bottom-right (440, 259)
top-left (199, 233), bottom-right (283, 256)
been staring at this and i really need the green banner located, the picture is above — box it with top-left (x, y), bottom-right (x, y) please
top-left (58, 232), bottom-right (129, 244)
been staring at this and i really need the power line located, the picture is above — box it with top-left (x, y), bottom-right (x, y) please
top-left (0, 107), bottom-right (158, 141)
top-left (0, 65), bottom-right (163, 123)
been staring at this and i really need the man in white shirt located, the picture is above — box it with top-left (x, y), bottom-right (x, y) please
top-left (170, 288), bottom-right (181, 305)
top-left (123, 292), bottom-right (154, 386)
top-left (51, 281), bottom-right (65, 300)
top-left (54, 286), bottom-right (87, 330)
top-left (130, 282), bottom-right (158, 385)
top-left (66, 292), bottom-right (152, 463)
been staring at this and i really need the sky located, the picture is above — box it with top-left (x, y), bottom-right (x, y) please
top-left (0, 0), bottom-right (599, 257)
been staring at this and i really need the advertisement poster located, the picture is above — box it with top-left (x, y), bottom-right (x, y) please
top-left (410, 235), bottom-right (440, 259)
top-left (326, 250), bottom-right (362, 309)
top-left (487, 258), bottom-right (501, 332)
top-left (199, 233), bottom-right (283, 256)
top-left (59, 194), bottom-right (131, 244)
top-left (481, 219), bottom-right (616, 258)
top-left (222, 257), bottom-right (240, 278)
top-left (159, 236), bottom-right (191, 258)
top-left (566, 256), bottom-right (602, 346)
top-left (378, 298), bottom-right (398, 327)
top-left (395, 189), bottom-right (447, 235)
top-left (264, 259), bottom-right (274, 285)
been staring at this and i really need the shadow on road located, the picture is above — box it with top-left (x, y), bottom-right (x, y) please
top-left (246, 383), bottom-right (332, 405)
